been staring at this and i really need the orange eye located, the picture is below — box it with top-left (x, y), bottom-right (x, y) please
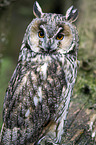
top-left (56, 34), bottom-right (64, 40)
top-left (38, 30), bottom-right (44, 38)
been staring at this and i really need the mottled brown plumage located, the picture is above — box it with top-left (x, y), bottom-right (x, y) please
top-left (0, 1), bottom-right (79, 145)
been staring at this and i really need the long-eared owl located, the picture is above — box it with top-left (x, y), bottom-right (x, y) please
top-left (0, 1), bottom-right (79, 145)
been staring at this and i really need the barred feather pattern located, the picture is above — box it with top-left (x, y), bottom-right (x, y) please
top-left (0, 1), bottom-right (79, 145)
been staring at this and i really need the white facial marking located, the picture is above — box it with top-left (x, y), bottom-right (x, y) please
top-left (30, 31), bottom-right (40, 53)
top-left (34, 96), bottom-right (39, 106)
top-left (25, 109), bottom-right (30, 118)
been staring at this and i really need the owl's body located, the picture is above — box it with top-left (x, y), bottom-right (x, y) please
top-left (0, 2), bottom-right (79, 145)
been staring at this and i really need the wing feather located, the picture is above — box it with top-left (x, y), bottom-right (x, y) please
top-left (1, 63), bottom-right (50, 144)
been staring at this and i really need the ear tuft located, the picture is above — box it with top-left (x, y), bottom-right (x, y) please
top-left (33, 1), bottom-right (43, 18)
top-left (66, 6), bottom-right (78, 23)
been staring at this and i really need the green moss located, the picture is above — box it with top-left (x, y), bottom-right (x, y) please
top-left (73, 64), bottom-right (96, 108)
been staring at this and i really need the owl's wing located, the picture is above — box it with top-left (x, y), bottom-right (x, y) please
top-left (1, 63), bottom-right (50, 144)
top-left (3, 63), bottom-right (23, 121)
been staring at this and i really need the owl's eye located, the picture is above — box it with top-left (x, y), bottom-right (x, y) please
top-left (38, 30), bottom-right (44, 38)
top-left (56, 34), bottom-right (64, 40)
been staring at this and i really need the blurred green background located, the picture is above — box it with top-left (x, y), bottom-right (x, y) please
top-left (0, 0), bottom-right (96, 132)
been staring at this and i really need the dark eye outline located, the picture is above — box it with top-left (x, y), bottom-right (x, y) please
top-left (56, 33), bottom-right (64, 40)
top-left (38, 30), bottom-right (44, 38)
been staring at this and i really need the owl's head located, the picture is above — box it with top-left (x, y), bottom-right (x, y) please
top-left (22, 1), bottom-right (78, 56)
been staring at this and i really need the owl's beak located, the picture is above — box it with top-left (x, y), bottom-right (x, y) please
top-left (46, 46), bottom-right (51, 53)
top-left (45, 46), bottom-right (56, 54)
top-left (45, 41), bottom-right (56, 53)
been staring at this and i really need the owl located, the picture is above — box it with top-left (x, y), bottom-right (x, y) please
top-left (0, 1), bottom-right (79, 145)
